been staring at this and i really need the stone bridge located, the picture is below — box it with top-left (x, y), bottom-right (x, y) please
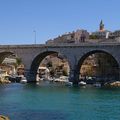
top-left (0, 42), bottom-right (120, 84)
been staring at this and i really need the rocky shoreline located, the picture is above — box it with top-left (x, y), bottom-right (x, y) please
top-left (1, 78), bottom-right (120, 88)
top-left (0, 79), bottom-right (11, 84)
top-left (104, 81), bottom-right (120, 87)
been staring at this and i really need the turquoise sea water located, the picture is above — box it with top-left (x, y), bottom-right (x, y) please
top-left (0, 82), bottom-right (120, 120)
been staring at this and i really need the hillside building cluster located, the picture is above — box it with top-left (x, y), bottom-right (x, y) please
top-left (45, 20), bottom-right (120, 80)
top-left (46, 20), bottom-right (120, 44)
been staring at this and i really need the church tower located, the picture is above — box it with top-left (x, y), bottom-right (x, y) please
top-left (99, 20), bottom-right (104, 31)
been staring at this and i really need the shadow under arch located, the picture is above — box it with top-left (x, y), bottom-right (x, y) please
top-left (77, 50), bottom-right (119, 82)
top-left (0, 51), bottom-right (16, 63)
top-left (30, 51), bottom-right (70, 81)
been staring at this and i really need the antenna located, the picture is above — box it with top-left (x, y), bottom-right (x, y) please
top-left (33, 30), bottom-right (36, 44)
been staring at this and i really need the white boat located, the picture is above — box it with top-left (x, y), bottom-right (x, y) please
top-left (20, 77), bottom-right (27, 83)
top-left (79, 81), bottom-right (86, 86)
top-left (54, 78), bottom-right (60, 82)
top-left (59, 76), bottom-right (69, 82)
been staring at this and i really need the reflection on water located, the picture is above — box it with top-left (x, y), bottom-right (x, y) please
top-left (0, 83), bottom-right (120, 120)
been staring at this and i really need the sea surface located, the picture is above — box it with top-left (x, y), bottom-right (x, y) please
top-left (0, 82), bottom-right (120, 120)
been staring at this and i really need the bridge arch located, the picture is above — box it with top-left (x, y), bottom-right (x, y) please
top-left (0, 51), bottom-right (26, 78)
top-left (30, 50), bottom-right (70, 81)
top-left (76, 50), bottom-right (119, 83)
top-left (0, 51), bottom-right (16, 63)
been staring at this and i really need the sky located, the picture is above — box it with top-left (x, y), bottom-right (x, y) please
top-left (0, 0), bottom-right (120, 45)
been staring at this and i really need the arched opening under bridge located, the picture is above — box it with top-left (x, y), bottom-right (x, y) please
top-left (0, 52), bottom-right (25, 83)
top-left (77, 50), bottom-right (119, 85)
top-left (30, 51), bottom-right (70, 82)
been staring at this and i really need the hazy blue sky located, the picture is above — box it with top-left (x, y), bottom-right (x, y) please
top-left (0, 0), bottom-right (120, 44)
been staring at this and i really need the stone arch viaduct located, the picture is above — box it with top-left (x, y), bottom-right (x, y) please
top-left (0, 43), bottom-right (120, 84)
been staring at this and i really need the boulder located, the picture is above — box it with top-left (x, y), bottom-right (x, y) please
top-left (105, 81), bottom-right (120, 87)
top-left (0, 79), bottom-right (11, 84)
top-left (0, 115), bottom-right (10, 120)
top-left (110, 81), bottom-right (120, 87)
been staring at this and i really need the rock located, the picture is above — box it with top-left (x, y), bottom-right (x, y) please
top-left (105, 81), bottom-right (120, 87)
top-left (0, 79), bottom-right (11, 84)
top-left (110, 81), bottom-right (120, 87)
top-left (0, 115), bottom-right (10, 120)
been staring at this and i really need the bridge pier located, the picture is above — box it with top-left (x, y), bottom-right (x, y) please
top-left (24, 69), bottom-right (36, 82)
top-left (69, 69), bottom-right (80, 85)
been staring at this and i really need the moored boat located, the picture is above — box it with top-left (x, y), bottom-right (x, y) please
top-left (20, 76), bottom-right (27, 84)
top-left (79, 81), bottom-right (86, 86)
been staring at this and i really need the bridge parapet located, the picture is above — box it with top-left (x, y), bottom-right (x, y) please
top-left (0, 42), bottom-right (120, 49)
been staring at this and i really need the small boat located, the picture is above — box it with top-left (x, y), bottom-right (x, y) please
top-left (79, 81), bottom-right (86, 86)
top-left (20, 77), bottom-right (27, 84)
top-left (54, 78), bottom-right (60, 82)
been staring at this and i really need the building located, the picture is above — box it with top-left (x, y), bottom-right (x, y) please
top-left (74, 29), bottom-right (89, 43)
top-left (109, 30), bottom-right (120, 39)
top-left (91, 20), bottom-right (111, 39)
top-left (90, 20), bottom-right (120, 40)
top-left (46, 32), bottom-right (75, 44)
top-left (46, 29), bottom-right (89, 44)
top-left (99, 20), bottom-right (104, 31)
top-left (46, 20), bottom-right (120, 44)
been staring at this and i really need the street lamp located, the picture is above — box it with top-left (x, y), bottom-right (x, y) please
top-left (33, 30), bottom-right (36, 44)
